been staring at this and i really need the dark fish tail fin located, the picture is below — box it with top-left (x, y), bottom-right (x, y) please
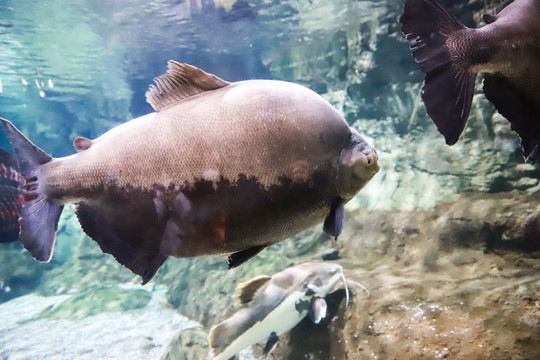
top-left (0, 117), bottom-right (63, 261)
top-left (400, 0), bottom-right (476, 145)
top-left (0, 148), bottom-right (23, 242)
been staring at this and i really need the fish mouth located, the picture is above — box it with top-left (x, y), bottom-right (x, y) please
top-left (350, 149), bottom-right (380, 191)
top-left (356, 149), bottom-right (380, 177)
top-left (336, 138), bottom-right (380, 200)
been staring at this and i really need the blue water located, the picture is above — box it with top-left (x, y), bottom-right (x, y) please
top-left (0, 0), bottom-right (392, 156)
top-left (1, 0), bottom-right (539, 359)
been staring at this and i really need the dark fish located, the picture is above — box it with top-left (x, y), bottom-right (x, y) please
top-left (0, 148), bottom-right (23, 242)
top-left (400, 0), bottom-right (540, 162)
top-left (0, 61), bottom-right (379, 283)
top-left (206, 262), bottom-right (347, 360)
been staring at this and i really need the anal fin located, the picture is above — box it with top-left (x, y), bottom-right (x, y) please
top-left (74, 201), bottom-right (167, 284)
top-left (227, 245), bottom-right (266, 269)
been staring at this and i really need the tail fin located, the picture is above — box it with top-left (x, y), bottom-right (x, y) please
top-left (0, 148), bottom-right (23, 242)
top-left (0, 117), bottom-right (63, 261)
top-left (400, 0), bottom-right (476, 145)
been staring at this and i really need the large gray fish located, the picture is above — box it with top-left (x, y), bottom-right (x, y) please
top-left (400, 0), bottom-right (540, 162)
top-left (206, 262), bottom-right (347, 360)
top-left (1, 61), bottom-right (379, 283)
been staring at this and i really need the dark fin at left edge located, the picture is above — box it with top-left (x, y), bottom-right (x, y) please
top-left (74, 202), bottom-right (167, 285)
top-left (227, 245), bottom-right (266, 269)
top-left (323, 198), bottom-right (345, 240)
top-left (400, 0), bottom-right (476, 145)
top-left (263, 332), bottom-right (279, 355)
top-left (0, 148), bottom-right (23, 242)
top-left (0, 117), bottom-right (63, 261)
top-left (483, 74), bottom-right (540, 163)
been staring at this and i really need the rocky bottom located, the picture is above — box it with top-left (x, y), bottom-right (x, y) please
top-left (0, 285), bottom-right (198, 360)
top-left (162, 191), bottom-right (540, 359)
top-left (1, 191), bottom-right (540, 360)
top-left (161, 250), bottom-right (540, 360)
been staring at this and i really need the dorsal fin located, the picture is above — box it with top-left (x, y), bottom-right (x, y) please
top-left (73, 136), bottom-right (93, 152)
top-left (145, 61), bottom-right (230, 112)
top-left (234, 275), bottom-right (271, 304)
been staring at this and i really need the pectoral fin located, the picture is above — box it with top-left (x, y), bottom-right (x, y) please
top-left (310, 297), bottom-right (328, 324)
top-left (263, 331), bottom-right (279, 355)
top-left (323, 198), bottom-right (345, 240)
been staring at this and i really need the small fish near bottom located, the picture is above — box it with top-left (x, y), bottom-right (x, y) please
top-left (206, 262), bottom-right (368, 360)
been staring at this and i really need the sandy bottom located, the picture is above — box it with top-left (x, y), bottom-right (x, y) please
top-left (0, 286), bottom-right (199, 360)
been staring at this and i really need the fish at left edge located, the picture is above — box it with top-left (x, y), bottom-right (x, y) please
top-left (0, 148), bottom-right (23, 243)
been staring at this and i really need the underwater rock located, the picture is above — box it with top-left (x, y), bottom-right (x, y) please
top-left (36, 229), bottom-right (137, 297)
top-left (322, 248), bottom-right (340, 261)
top-left (161, 327), bottom-right (258, 360)
top-left (0, 290), bottom-right (198, 360)
top-left (38, 287), bottom-right (151, 320)
top-left (161, 327), bottom-right (209, 360)
top-left (158, 191), bottom-right (540, 359)
top-left (325, 273), bottom-right (540, 360)
top-left (0, 241), bottom-right (48, 303)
